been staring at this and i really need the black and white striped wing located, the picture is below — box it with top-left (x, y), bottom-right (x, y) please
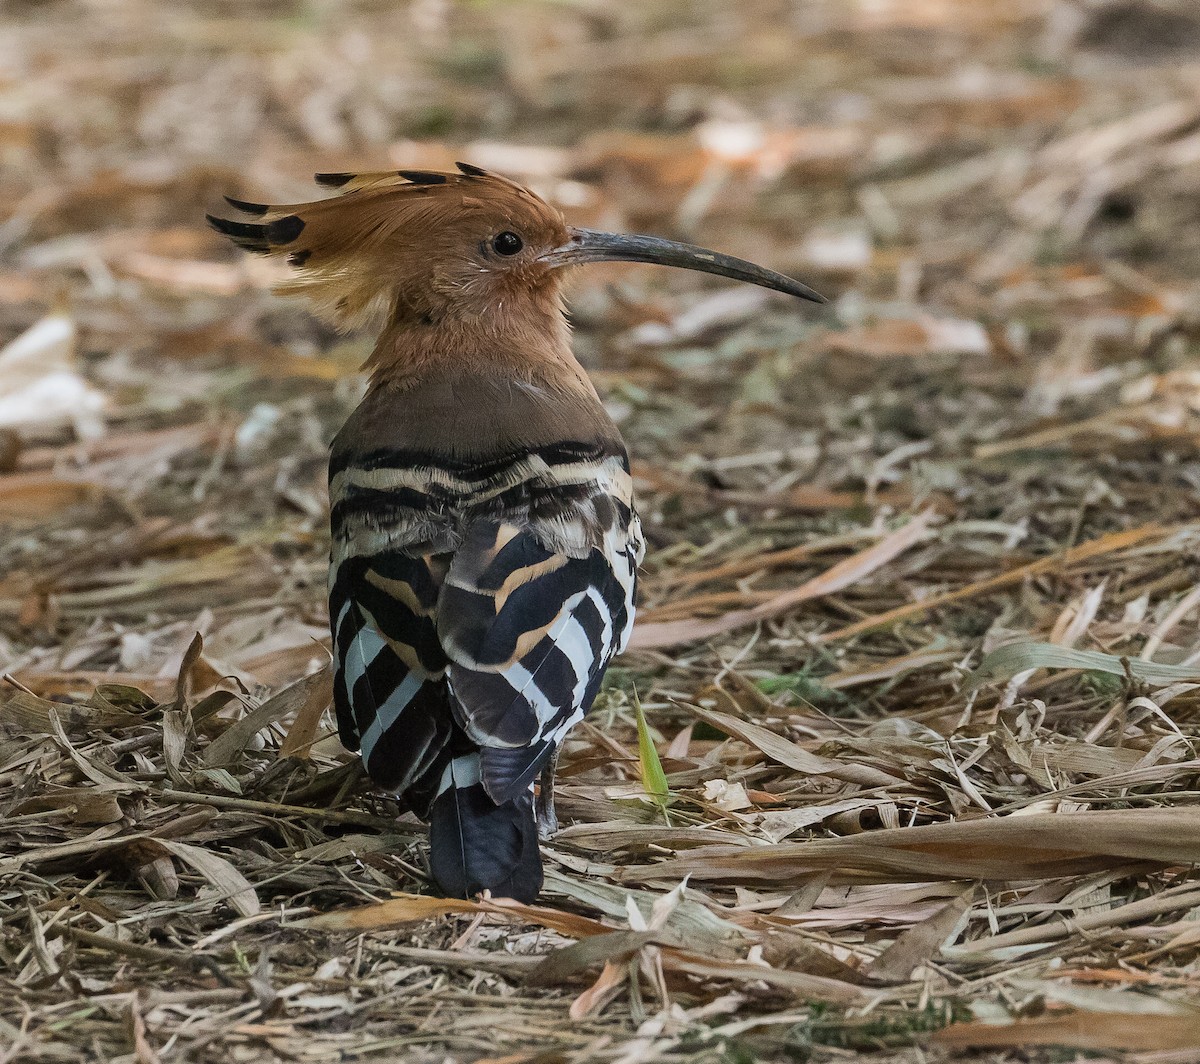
top-left (437, 518), bottom-right (639, 803)
top-left (329, 549), bottom-right (452, 804)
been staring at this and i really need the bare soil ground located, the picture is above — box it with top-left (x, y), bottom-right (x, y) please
top-left (3, 2), bottom-right (1200, 1061)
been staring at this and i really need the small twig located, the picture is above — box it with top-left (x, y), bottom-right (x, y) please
top-left (370, 943), bottom-right (541, 977)
top-left (154, 788), bottom-right (421, 831)
top-left (69, 926), bottom-right (220, 969)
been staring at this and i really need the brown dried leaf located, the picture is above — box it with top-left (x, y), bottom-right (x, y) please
top-left (204, 667), bottom-right (327, 766)
top-left (278, 665), bottom-right (333, 759)
top-left (687, 704), bottom-right (899, 788)
top-left (866, 886), bottom-right (975, 982)
top-left (299, 892), bottom-right (606, 940)
top-left (825, 317), bottom-right (990, 358)
top-left (0, 689), bottom-right (145, 734)
top-left (621, 807), bottom-right (1200, 885)
top-left (934, 1012), bottom-right (1200, 1051)
top-left (529, 930), bottom-right (656, 985)
top-left (0, 474), bottom-right (106, 519)
top-left (157, 839), bottom-right (259, 917)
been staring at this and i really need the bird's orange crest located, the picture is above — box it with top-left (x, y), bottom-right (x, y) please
top-left (210, 162), bottom-right (570, 330)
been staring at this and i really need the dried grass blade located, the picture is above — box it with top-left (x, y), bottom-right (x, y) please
top-left (203, 667), bottom-right (328, 766)
top-left (817, 522), bottom-right (1173, 643)
top-left (950, 881), bottom-right (1200, 957)
top-left (298, 891), bottom-right (609, 940)
top-left (0, 688), bottom-right (145, 733)
top-left (0, 474), bottom-right (107, 518)
top-left (278, 664), bottom-right (333, 758)
top-left (298, 893), bottom-right (478, 930)
top-left (630, 508), bottom-right (937, 650)
top-left (542, 870), bottom-right (750, 949)
top-left (663, 528), bottom-right (877, 590)
top-left (661, 950), bottom-right (872, 1004)
top-left (529, 930), bottom-right (656, 985)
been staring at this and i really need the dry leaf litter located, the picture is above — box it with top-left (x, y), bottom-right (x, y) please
top-left (3, 1), bottom-right (1200, 1061)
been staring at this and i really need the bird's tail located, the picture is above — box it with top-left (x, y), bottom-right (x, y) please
top-left (428, 753), bottom-right (543, 903)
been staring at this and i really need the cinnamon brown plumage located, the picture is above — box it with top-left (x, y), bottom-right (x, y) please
top-left (209, 163), bottom-right (823, 902)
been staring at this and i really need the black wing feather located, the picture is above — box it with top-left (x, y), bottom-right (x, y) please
top-left (330, 551), bottom-right (452, 794)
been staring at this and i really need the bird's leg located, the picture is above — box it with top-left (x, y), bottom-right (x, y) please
top-left (535, 750), bottom-right (560, 840)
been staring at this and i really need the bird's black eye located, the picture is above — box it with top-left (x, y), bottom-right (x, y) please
top-left (492, 231), bottom-right (523, 256)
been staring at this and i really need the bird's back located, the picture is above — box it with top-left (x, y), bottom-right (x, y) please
top-left (328, 364), bottom-right (642, 900)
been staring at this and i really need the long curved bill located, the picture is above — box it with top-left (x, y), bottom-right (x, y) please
top-left (540, 226), bottom-right (826, 303)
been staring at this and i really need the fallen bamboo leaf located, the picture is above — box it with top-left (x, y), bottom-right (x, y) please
top-left (298, 891), bottom-right (607, 940)
top-left (0, 688), bottom-right (146, 734)
top-left (568, 959), bottom-right (626, 1020)
top-left (18, 423), bottom-right (219, 473)
top-left (3, 672), bottom-right (177, 701)
top-left (947, 881), bottom-right (1200, 958)
top-left (821, 647), bottom-right (963, 689)
top-left (278, 665), bottom-right (334, 759)
top-left (553, 821), bottom-right (750, 852)
top-left (660, 950), bottom-right (871, 1005)
top-left (541, 869), bottom-right (749, 950)
top-left (126, 843), bottom-right (179, 903)
top-left (529, 929), bottom-right (657, 985)
top-left (757, 800), bottom-right (882, 843)
top-left (933, 1012), bottom-right (1200, 1051)
top-left (825, 316), bottom-right (991, 358)
top-left (202, 666), bottom-right (329, 766)
top-left (0, 474), bottom-right (108, 519)
top-left (619, 807), bottom-right (1200, 886)
top-left (971, 641), bottom-right (1200, 688)
top-left (127, 993), bottom-right (163, 1064)
top-left (14, 787), bottom-right (125, 826)
top-left (172, 632), bottom-right (206, 713)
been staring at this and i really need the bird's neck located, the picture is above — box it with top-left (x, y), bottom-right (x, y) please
top-left (364, 298), bottom-right (584, 390)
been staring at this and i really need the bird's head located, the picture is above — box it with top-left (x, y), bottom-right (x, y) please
top-left (208, 162), bottom-right (824, 349)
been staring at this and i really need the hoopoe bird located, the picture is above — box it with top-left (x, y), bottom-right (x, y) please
top-left (209, 164), bottom-right (824, 902)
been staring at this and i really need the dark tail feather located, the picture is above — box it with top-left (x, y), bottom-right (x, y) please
top-left (429, 770), bottom-right (542, 903)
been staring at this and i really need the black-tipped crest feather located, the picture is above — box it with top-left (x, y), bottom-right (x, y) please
top-left (223, 195), bottom-right (270, 216)
top-left (397, 170), bottom-right (448, 185)
top-left (206, 212), bottom-right (305, 253)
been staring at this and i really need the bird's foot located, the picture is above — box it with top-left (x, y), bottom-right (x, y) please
top-left (535, 757), bottom-right (559, 839)
top-left (535, 788), bottom-right (559, 840)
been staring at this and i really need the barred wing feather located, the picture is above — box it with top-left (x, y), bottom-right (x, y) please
top-left (329, 549), bottom-right (452, 805)
top-left (438, 519), bottom-right (639, 803)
